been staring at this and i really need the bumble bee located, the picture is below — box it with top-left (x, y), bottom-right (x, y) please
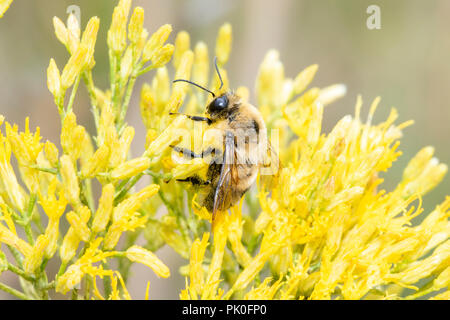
top-left (170, 58), bottom-right (279, 224)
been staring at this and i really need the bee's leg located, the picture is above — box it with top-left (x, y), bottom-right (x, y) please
top-left (202, 147), bottom-right (221, 157)
top-left (169, 112), bottom-right (212, 125)
top-left (177, 176), bottom-right (211, 186)
top-left (170, 146), bottom-right (220, 159)
top-left (170, 145), bottom-right (202, 159)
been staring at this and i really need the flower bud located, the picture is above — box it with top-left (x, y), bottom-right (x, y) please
top-left (53, 16), bottom-right (68, 47)
top-left (215, 23), bottom-right (232, 66)
top-left (47, 58), bottom-right (62, 98)
top-left (126, 245), bottom-right (170, 278)
top-left (92, 184), bottom-right (115, 234)
top-left (110, 157), bottom-right (151, 180)
top-left (128, 7), bottom-right (144, 44)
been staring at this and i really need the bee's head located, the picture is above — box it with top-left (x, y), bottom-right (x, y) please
top-left (174, 57), bottom-right (234, 120)
top-left (207, 94), bottom-right (229, 115)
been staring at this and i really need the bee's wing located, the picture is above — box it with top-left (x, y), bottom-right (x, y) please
top-left (212, 131), bottom-right (237, 224)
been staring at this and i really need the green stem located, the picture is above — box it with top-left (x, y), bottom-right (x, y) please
top-left (114, 173), bottom-right (144, 205)
top-left (137, 63), bottom-right (154, 77)
top-left (57, 262), bottom-right (68, 278)
top-left (39, 281), bottom-right (55, 291)
top-left (110, 52), bottom-right (122, 116)
top-left (83, 178), bottom-right (96, 213)
top-left (66, 75), bottom-right (81, 114)
top-left (23, 193), bottom-right (37, 245)
top-left (117, 73), bottom-right (137, 129)
top-left (0, 282), bottom-right (32, 300)
top-left (36, 258), bottom-right (50, 300)
top-left (29, 165), bottom-right (58, 175)
top-left (102, 261), bottom-right (112, 298)
top-left (71, 288), bottom-right (78, 300)
top-left (6, 245), bottom-right (23, 267)
top-left (82, 71), bottom-right (100, 133)
top-left (55, 93), bottom-right (65, 120)
top-left (145, 170), bottom-right (172, 181)
top-left (7, 263), bottom-right (36, 282)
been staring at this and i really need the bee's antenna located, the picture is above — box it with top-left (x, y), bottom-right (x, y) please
top-left (173, 79), bottom-right (215, 98)
top-left (214, 56), bottom-right (224, 90)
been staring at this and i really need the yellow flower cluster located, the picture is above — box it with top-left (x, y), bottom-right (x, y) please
top-left (0, 0), bottom-right (178, 300)
top-left (0, 0), bottom-right (448, 300)
top-left (179, 49), bottom-right (449, 299)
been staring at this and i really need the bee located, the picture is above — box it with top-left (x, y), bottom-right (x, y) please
top-left (170, 58), bottom-right (279, 225)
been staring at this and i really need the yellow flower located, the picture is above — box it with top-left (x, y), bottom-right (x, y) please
top-left (59, 207), bottom-right (91, 264)
top-left (47, 59), bottom-right (62, 98)
top-left (293, 64), bottom-right (318, 96)
top-left (80, 16), bottom-right (100, 69)
top-left (215, 23), bottom-right (232, 66)
top-left (59, 155), bottom-right (80, 207)
top-left (0, 0), bottom-right (12, 18)
top-left (61, 44), bottom-right (89, 89)
top-left (60, 111), bottom-right (87, 162)
top-left (104, 184), bottom-right (160, 250)
top-left (40, 179), bottom-right (67, 258)
top-left (201, 213), bottom-right (229, 299)
top-left (0, 0), bottom-right (448, 301)
top-left (110, 157), bottom-right (151, 180)
top-left (66, 13), bottom-right (80, 53)
top-left (142, 24), bottom-right (172, 62)
top-left (150, 44), bottom-right (175, 69)
top-left (192, 42), bottom-right (209, 88)
top-left (185, 232), bottom-right (209, 298)
top-left (125, 245), bottom-right (170, 278)
top-left (91, 183), bottom-right (115, 234)
top-left (107, 2), bottom-right (130, 55)
top-left (56, 263), bottom-right (83, 294)
top-left (53, 16), bottom-right (68, 47)
top-left (128, 7), bottom-right (144, 44)
top-left (81, 145), bottom-right (110, 178)
top-left (172, 31), bottom-right (190, 69)
top-left (57, 238), bottom-right (116, 294)
top-left (0, 135), bottom-right (27, 212)
top-left (160, 215), bottom-right (190, 259)
top-left (24, 235), bottom-right (49, 274)
top-left (0, 223), bottom-right (32, 257)
top-left (109, 126), bottom-right (134, 168)
top-left (66, 209), bottom-right (91, 242)
top-left (244, 277), bottom-right (283, 300)
top-left (44, 141), bottom-right (59, 168)
top-left (170, 158), bottom-right (208, 181)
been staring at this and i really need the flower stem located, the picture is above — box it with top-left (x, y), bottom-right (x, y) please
top-left (0, 282), bottom-right (32, 300)
top-left (6, 245), bottom-right (23, 267)
top-left (23, 193), bottom-right (37, 245)
top-left (82, 70), bottom-right (100, 133)
top-left (114, 172), bottom-right (144, 205)
top-left (117, 73), bottom-right (137, 129)
top-left (7, 263), bottom-right (35, 282)
top-left (66, 75), bottom-right (81, 115)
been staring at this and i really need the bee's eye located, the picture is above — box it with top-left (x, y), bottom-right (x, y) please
top-left (213, 96), bottom-right (228, 110)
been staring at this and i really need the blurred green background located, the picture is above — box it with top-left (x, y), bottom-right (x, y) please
top-left (0, 0), bottom-right (448, 299)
